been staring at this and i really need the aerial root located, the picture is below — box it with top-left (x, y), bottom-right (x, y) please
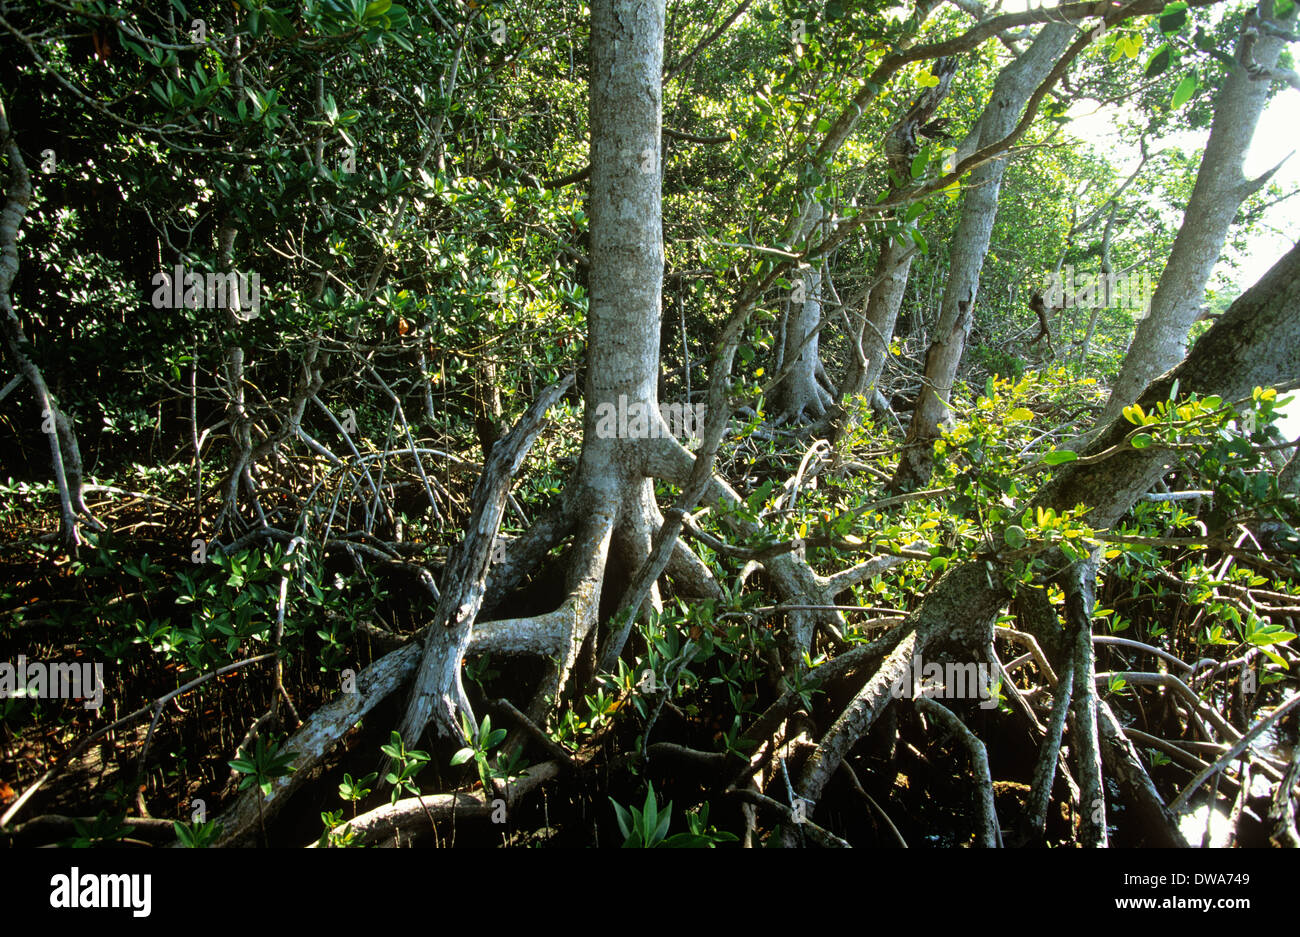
top-left (914, 697), bottom-right (1000, 847)
top-left (1065, 560), bottom-right (1107, 847)
top-left (1024, 650), bottom-right (1076, 839)
top-left (214, 643), bottom-right (420, 846)
top-left (211, 591), bottom-right (593, 845)
top-left (798, 627), bottom-right (922, 809)
top-left (482, 500), bottom-right (576, 614)
top-left (397, 374), bottom-right (574, 749)
top-left (1097, 701), bottom-right (1189, 847)
top-left (511, 506), bottom-right (615, 739)
top-left (664, 538), bottom-right (725, 600)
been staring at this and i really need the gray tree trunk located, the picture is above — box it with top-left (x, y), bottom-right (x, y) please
top-left (773, 204), bottom-right (832, 421)
top-left (1099, 1), bottom-right (1292, 426)
top-left (845, 58), bottom-right (957, 410)
top-left (394, 0), bottom-right (676, 744)
top-left (512, 0), bottom-right (673, 714)
top-left (577, 0), bottom-right (666, 529)
top-left (893, 22), bottom-right (1074, 490)
top-left (853, 238), bottom-right (914, 403)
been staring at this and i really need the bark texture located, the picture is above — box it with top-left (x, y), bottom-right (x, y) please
top-left (574, 0), bottom-right (668, 573)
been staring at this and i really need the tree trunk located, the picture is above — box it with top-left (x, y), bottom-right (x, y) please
top-left (392, 0), bottom-right (681, 742)
top-left (1099, 1), bottom-right (1292, 426)
top-left (892, 23), bottom-right (1074, 490)
top-left (842, 59), bottom-right (957, 411)
top-left (773, 202), bottom-right (832, 422)
top-left (575, 0), bottom-right (667, 555)
top-left (503, 0), bottom-right (674, 721)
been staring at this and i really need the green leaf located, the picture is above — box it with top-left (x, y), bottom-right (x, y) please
top-left (643, 785), bottom-right (658, 836)
top-left (610, 798), bottom-right (632, 839)
top-left (1247, 628), bottom-right (1297, 647)
top-left (910, 151), bottom-right (927, 179)
top-left (1043, 450), bottom-right (1078, 465)
top-left (1131, 433), bottom-right (1154, 449)
top-left (1145, 43), bottom-right (1173, 78)
top-left (1003, 526), bottom-right (1027, 550)
top-left (651, 802), bottom-right (673, 844)
top-left (450, 748), bottom-right (475, 766)
top-left (1158, 2), bottom-right (1188, 33)
top-left (264, 9), bottom-right (295, 37)
top-left (1258, 646), bottom-right (1288, 668)
top-left (1172, 72), bottom-right (1196, 109)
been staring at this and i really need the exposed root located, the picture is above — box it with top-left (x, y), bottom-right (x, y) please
top-left (1097, 700), bottom-right (1189, 847)
top-left (664, 539), bottom-right (725, 600)
top-left (482, 501), bottom-right (576, 615)
top-left (397, 375), bottom-right (573, 747)
top-left (1268, 745), bottom-right (1300, 847)
top-left (211, 585), bottom-right (607, 846)
top-left (799, 627), bottom-right (920, 808)
top-left (0, 92), bottom-right (104, 547)
top-left (516, 506), bottom-right (615, 732)
top-left (799, 559), bottom-right (1006, 810)
top-left (1064, 560), bottom-right (1107, 847)
top-left (214, 644), bottom-right (420, 846)
top-left (1024, 649), bottom-right (1075, 838)
top-left (1169, 692), bottom-right (1300, 815)
top-left (915, 697), bottom-right (1000, 847)
top-left (310, 761), bottom-right (561, 847)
